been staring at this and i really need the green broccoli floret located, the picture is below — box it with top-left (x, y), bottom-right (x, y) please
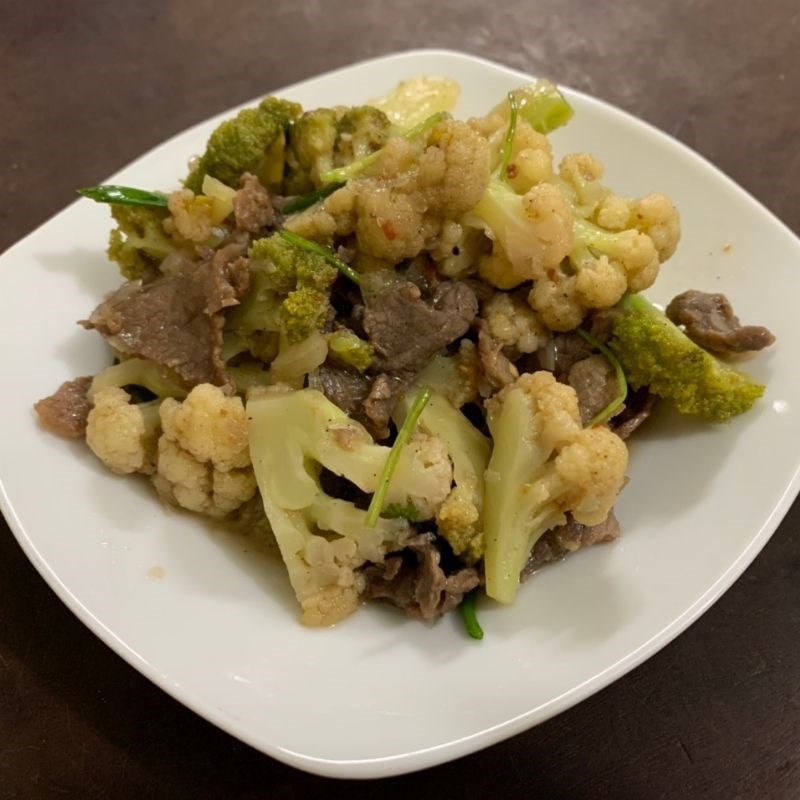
top-left (609, 293), bottom-right (766, 422)
top-left (226, 234), bottom-right (337, 345)
top-left (106, 203), bottom-right (174, 280)
top-left (326, 329), bottom-right (374, 372)
top-left (185, 97), bottom-right (302, 193)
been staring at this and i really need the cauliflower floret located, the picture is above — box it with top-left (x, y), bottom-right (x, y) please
top-left (595, 192), bottom-right (680, 263)
top-left (574, 255), bottom-right (628, 309)
top-left (595, 194), bottom-right (632, 231)
top-left (529, 272), bottom-right (586, 331)
top-left (164, 188), bottom-right (215, 243)
top-left (558, 152), bottom-right (609, 218)
top-left (247, 387), bottom-right (450, 625)
top-left (483, 371), bottom-right (628, 603)
top-left (473, 181), bottom-right (573, 288)
top-left (154, 384), bottom-right (256, 518)
top-left (353, 186), bottom-right (430, 262)
top-left (86, 387), bottom-right (160, 475)
top-left (429, 221), bottom-right (488, 278)
top-left (630, 193), bottom-right (681, 262)
top-left (419, 118), bottom-right (491, 218)
top-left (505, 120), bottom-right (554, 193)
top-left (286, 120), bottom-right (491, 267)
top-left (436, 484), bottom-right (482, 563)
top-left (160, 384), bottom-right (250, 471)
top-left (482, 291), bottom-right (549, 354)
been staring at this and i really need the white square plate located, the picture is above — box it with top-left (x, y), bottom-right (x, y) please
top-left (2, 49), bottom-right (799, 779)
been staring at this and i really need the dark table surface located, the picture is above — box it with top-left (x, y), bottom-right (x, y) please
top-left (3, 2), bottom-right (800, 797)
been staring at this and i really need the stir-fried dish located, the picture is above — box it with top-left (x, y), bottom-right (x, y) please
top-left (35, 76), bottom-right (775, 632)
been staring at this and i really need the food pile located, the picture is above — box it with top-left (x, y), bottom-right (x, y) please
top-left (35, 77), bottom-right (774, 631)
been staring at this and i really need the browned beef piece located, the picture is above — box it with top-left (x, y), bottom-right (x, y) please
top-left (477, 321), bottom-right (517, 392)
top-left (362, 533), bottom-right (480, 620)
top-left (665, 290), bottom-right (775, 354)
top-left (611, 389), bottom-right (656, 440)
top-left (81, 243), bottom-right (249, 387)
top-left (34, 376), bottom-right (93, 438)
top-left (308, 365), bottom-right (371, 417)
top-left (568, 355), bottom-right (621, 426)
top-left (363, 372), bottom-right (412, 440)
top-left (233, 173), bottom-right (275, 234)
top-left (363, 281), bottom-right (478, 372)
top-left (522, 512), bottom-right (621, 578)
top-left (552, 333), bottom-right (594, 380)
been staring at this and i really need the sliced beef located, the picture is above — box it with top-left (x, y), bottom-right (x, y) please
top-left (82, 243), bottom-right (249, 388)
top-left (233, 173), bottom-right (276, 234)
top-left (363, 372), bottom-right (412, 440)
top-left (309, 364), bottom-right (372, 417)
top-left (568, 355), bottom-right (620, 426)
top-left (611, 388), bottom-right (656, 440)
top-left (552, 333), bottom-right (594, 380)
top-left (477, 322), bottom-right (518, 393)
top-left (363, 281), bottom-right (478, 373)
top-left (665, 290), bottom-right (775, 354)
top-left (34, 376), bottom-right (93, 439)
top-left (308, 365), bottom-right (404, 440)
top-left (362, 533), bottom-right (480, 620)
top-left (522, 512), bottom-right (621, 578)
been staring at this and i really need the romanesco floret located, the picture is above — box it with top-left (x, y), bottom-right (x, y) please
top-left (153, 384), bottom-right (257, 517)
top-left (609, 293), bottom-right (765, 422)
top-left (185, 97), bottom-right (302, 193)
top-left (226, 233), bottom-right (338, 345)
top-left (285, 108), bottom-right (339, 194)
top-left (106, 203), bottom-right (174, 281)
top-left (86, 387), bottom-right (160, 475)
top-left (285, 106), bottom-right (391, 195)
top-left (483, 371), bottom-right (628, 603)
top-left (247, 387), bottom-right (452, 624)
top-left (335, 106), bottom-right (391, 165)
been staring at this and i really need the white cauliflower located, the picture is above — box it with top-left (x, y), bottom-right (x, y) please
top-left (482, 291), bottom-right (549, 354)
top-left (153, 384), bottom-right (257, 518)
top-left (473, 180), bottom-right (573, 289)
top-left (86, 387), bottom-right (160, 475)
top-left (246, 387), bottom-right (453, 625)
top-left (285, 118), bottom-right (491, 266)
top-left (483, 371), bottom-right (628, 603)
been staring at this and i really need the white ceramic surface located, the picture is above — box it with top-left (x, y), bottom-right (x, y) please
top-left (1, 50), bottom-right (799, 779)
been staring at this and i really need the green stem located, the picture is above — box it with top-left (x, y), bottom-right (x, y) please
top-left (320, 111), bottom-right (448, 184)
top-left (277, 229), bottom-right (362, 286)
top-left (365, 386), bottom-right (433, 527)
top-left (282, 182), bottom-right (344, 214)
top-left (498, 91), bottom-right (519, 182)
top-left (78, 185), bottom-right (169, 208)
top-left (459, 589), bottom-right (484, 640)
top-left (576, 328), bottom-right (628, 426)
